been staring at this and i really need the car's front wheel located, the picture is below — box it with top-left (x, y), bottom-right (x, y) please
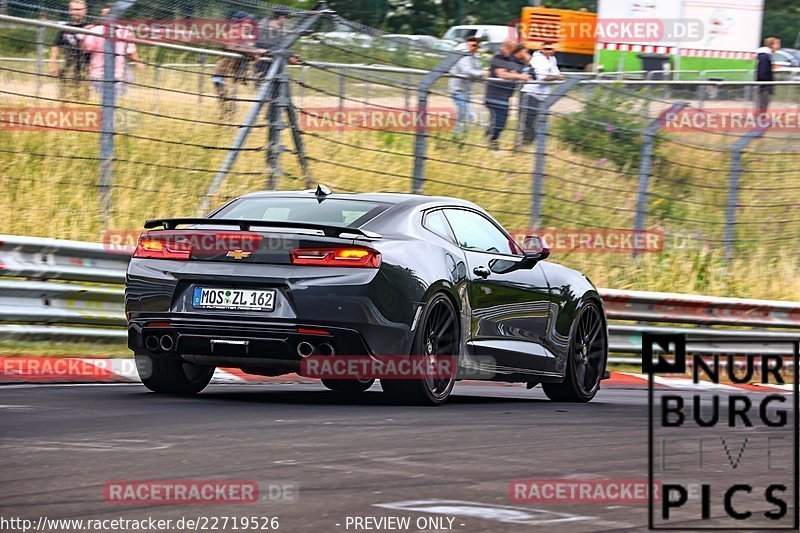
top-left (381, 293), bottom-right (459, 406)
top-left (543, 301), bottom-right (607, 402)
top-left (135, 353), bottom-right (214, 395)
top-left (321, 378), bottom-right (375, 392)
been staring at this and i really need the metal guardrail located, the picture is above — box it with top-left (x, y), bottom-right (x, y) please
top-left (1, 235), bottom-right (799, 362)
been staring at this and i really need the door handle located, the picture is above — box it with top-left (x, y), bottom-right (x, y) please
top-left (473, 266), bottom-right (491, 278)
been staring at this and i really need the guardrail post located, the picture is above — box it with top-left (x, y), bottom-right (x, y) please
top-left (530, 77), bottom-right (580, 228)
top-left (411, 50), bottom-right (467, 194)
top-left (724, 128), bottom-right (764, 262)
top-left (98, 0), bottom-right (137, 220)
top-left (200, 5), bottom-right (325, 214)
top-left (633, 102), bottom-right (687, 255)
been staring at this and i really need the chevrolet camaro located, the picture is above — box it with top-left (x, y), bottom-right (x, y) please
top-left (125, 187), bottom-right (609, 405)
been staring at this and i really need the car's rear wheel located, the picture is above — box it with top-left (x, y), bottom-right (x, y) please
top-left (381, 293), bottom-right (459, 406)
top-left (543, 301), bottom-right (606, 402)
top-left (321, 378), bottom-right (375, 392)
top-left (135, 353), bottom-right (214, 395)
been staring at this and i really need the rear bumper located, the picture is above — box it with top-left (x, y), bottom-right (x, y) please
top-left (128, 316), bottom-right (374, 370)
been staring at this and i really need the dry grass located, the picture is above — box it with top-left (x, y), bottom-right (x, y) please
top-left (1, 65), bottom-right (799, 301)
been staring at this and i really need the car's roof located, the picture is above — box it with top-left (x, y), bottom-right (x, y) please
top-left (237, 189), bottom-right (481, 210)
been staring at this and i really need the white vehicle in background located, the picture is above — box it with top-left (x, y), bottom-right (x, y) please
top-left (773, 48), bottom-right (800, 81)
top-left (442, 25), bottom-right (514, 53)
top-left (381, 34), bottom-right (456, 55)
top-left (311, 23), bottom-right (374, 49)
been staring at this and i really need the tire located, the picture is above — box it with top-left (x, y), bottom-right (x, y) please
top-left (381, 293), bottom-right (459, 406)
top-left (135, 353), bottom-right (214, 395)
top-left (321, 378), bottom-right (375, 393)
top-left (543, 301), bottom-right (607, 403)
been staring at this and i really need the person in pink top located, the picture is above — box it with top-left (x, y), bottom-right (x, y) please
top-left (83, 5), bottom-right (142, 99)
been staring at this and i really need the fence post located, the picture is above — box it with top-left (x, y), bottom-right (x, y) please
top-left (337, 66), bottom-right (345, 133)
top-left (284, 82), bottom-right (313, 188)
top-left (35, 24), bottom-right (44, 97)
top-left (97, 0), bottom-right (137, 219)
top-left (197, 53), bottom-right (206, 118)
top-left (411, 50), bottom-right (467, 194)
top-left (530, 77), bottom-right (580, 228)
top-left (724, 128), bottom-right (764, 262)
top-left (266, 70), bottom-right (289, 189)
top-left (633, 101), bottom-right (687, 255)
top-left (200, 5), bottom-right (325, 214)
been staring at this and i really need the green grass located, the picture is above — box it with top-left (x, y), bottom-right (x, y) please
top-left (0, 339), bottom-right (132, 357)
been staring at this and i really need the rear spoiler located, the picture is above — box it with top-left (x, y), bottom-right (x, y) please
top-left (143, 218), bottom-right (382, 240)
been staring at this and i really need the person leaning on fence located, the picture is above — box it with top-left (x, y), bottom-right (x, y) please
top-left (448, 36), bottom-right (486, 135)
top-left (212, 12), bottom-right (266, 116)
top-left (49, 0), bottom-right (90, 101)
top-left (520, 42), bottom-right (564, 145)
top-left (484, 40), bottom-right (531, 151)
top-left (756, 37), bottom-right (780, 114)
top-left (82, 4), bottom-right (142, 102)
top-left (252, 7), bottom-right (301, 82)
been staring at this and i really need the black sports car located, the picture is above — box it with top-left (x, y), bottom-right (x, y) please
top-left (126, 187), bottom-right (609, 405)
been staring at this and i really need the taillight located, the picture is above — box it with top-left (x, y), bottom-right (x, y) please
top-left (133, 233), bottom-right (191, 260)
top-left (290, 247), bottom-right (381, 268)
top-left (132, 230), bottom-right (263, 260)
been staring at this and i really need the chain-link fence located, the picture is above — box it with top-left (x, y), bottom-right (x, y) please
top-left (1, 1), bottom-right (799, 298)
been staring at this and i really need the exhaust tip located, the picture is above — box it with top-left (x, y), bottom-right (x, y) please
top-left (144, 335), bottom-right (160, 352)
top-left (318, 343), bottom-right (335, 356)
top-left (159, 335), bottom-right (175, 352)
top-left (297, 341), bottom-right (314, 358)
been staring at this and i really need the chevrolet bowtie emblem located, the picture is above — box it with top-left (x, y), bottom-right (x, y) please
top-left (226, 250), bottom-right (252, 260)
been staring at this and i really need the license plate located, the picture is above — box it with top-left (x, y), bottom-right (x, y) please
top-left (193, 287), bottom-right (275, 311)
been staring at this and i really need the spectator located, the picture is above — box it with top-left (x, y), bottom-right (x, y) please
top-left (49, 0), bottom-right (90, 100)
top-left (212, 12), bottom-right (264, 115)
top-left (756, 37), bottom-right (780, 114)
top-left (448, 36), bottom-right (486, 135)
top-left (82, 5), bottom-right (142, 101)
top-left (253, 7), bottom-right (295, 80)
top-left (520, 43), bottom-right (564, 144)
top-left (484, 40), bottom-right (530, 150)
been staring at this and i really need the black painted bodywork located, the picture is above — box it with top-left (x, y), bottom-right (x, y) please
top-left (125, 191), bottom-right (607, 384)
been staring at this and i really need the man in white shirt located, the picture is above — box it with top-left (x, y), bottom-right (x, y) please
top-left (448, 37), bottom-right (486, 135)
top-left (520, 43), bottom-right (564, 145)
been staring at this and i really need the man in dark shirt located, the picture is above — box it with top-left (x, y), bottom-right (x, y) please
top-left (756, 37), bottom-right (780, 114)
top-left (49, 0), bottom-right (89, 100)
top-left (484, 40), bottom-right (531, 150)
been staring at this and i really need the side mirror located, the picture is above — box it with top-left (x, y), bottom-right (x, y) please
top-left (522, 235), bottom-right (551, 262)
top-left (489, 236), bottom-right (550, 274)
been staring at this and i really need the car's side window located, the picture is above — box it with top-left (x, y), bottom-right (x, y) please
top-left (443, 209), bottom-right (517, 255)
top-left (423, 210), bottom-right (456, 243)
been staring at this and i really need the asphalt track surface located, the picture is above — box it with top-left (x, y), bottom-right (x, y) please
top-left (0, 382), bottom-right (796, 532)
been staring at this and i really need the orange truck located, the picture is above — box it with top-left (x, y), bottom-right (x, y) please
top-left (519, 6), bottom-right (597, 70)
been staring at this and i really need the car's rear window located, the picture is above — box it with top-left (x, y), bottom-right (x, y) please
top-left (212, 197), bottom-right (390, 227)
